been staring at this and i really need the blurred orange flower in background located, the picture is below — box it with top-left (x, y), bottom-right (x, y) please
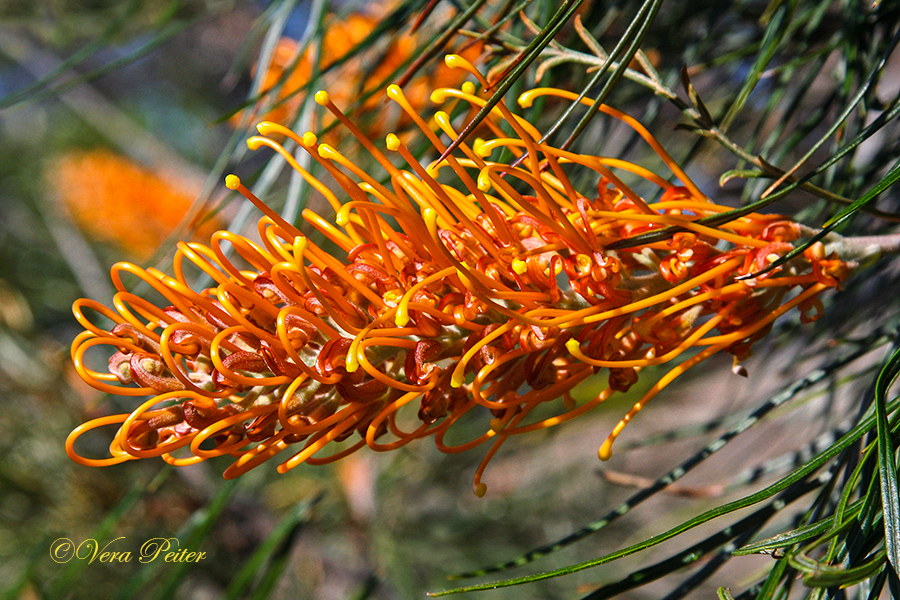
top-left (48, 149), bottom-right (217, 260)
top-left (236, 4), bottom-right (481, 132)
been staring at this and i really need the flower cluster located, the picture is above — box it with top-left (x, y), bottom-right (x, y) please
top-left (67, 56), bottom-right (848, 495)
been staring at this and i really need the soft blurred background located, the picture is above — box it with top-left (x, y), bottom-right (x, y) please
top-left (2, 0), bottom-right (900, 599)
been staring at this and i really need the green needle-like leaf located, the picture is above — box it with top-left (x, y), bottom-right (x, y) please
top-left (717, 1), bottom-right (791, 133)
top-left (222, 492), bottom-right (323, 600)
top-left (875, 346), bottom-right (900, 573)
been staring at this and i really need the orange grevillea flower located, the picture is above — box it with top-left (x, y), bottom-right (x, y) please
top-left (235, 7), bottom-right (481, 133)
top-left (67, 56), bottom-right (848, 495)
top-left (48, 149), bottom-right (213, 260)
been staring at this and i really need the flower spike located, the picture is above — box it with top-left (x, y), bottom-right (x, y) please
top-left (66, 58), bottom-right (849, 494)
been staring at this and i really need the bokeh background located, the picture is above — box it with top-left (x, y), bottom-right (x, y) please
top-left (2, 1), bottom-right (900, 599)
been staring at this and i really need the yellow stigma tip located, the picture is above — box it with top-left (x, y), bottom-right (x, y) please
top-left (395, 310), bottom-right (409, 328)
top-left (461, 81), bottom-right (476, 95)
top-left (445, 54), bottom-right (463, 68)
top-left (301, 132), bottom-right (317, 147)
top-left (385, 134), bottom-right (400, 151)
top-left (565, 338), bottom-right (581, 354)
top-left (314, 90), bottom-right (330, 105)
top-left (450, 372), bottom-right (464, 388)
top-left (386, 84), bottom-right (402, 100)
top-left (598, 440), bottom-right (613, 461)
top-left (476, 172), bottom-right (492, 192)
top-left (318, 144), bottom-right (339, 159)
top-left (225, 175), bottom-right (241, 190)
top-left (256, 121), bottom-right (276, 136)
top-left (473, 483), bottom-right (487, 498)
top-left (293, 236), bottom-right (308, 253)
top-left (518, 90), bottom-right (537, 108)
top-left (511, 259), bottom-right (527, 274)
top-left (433, 111), bottom-right (449, 127)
